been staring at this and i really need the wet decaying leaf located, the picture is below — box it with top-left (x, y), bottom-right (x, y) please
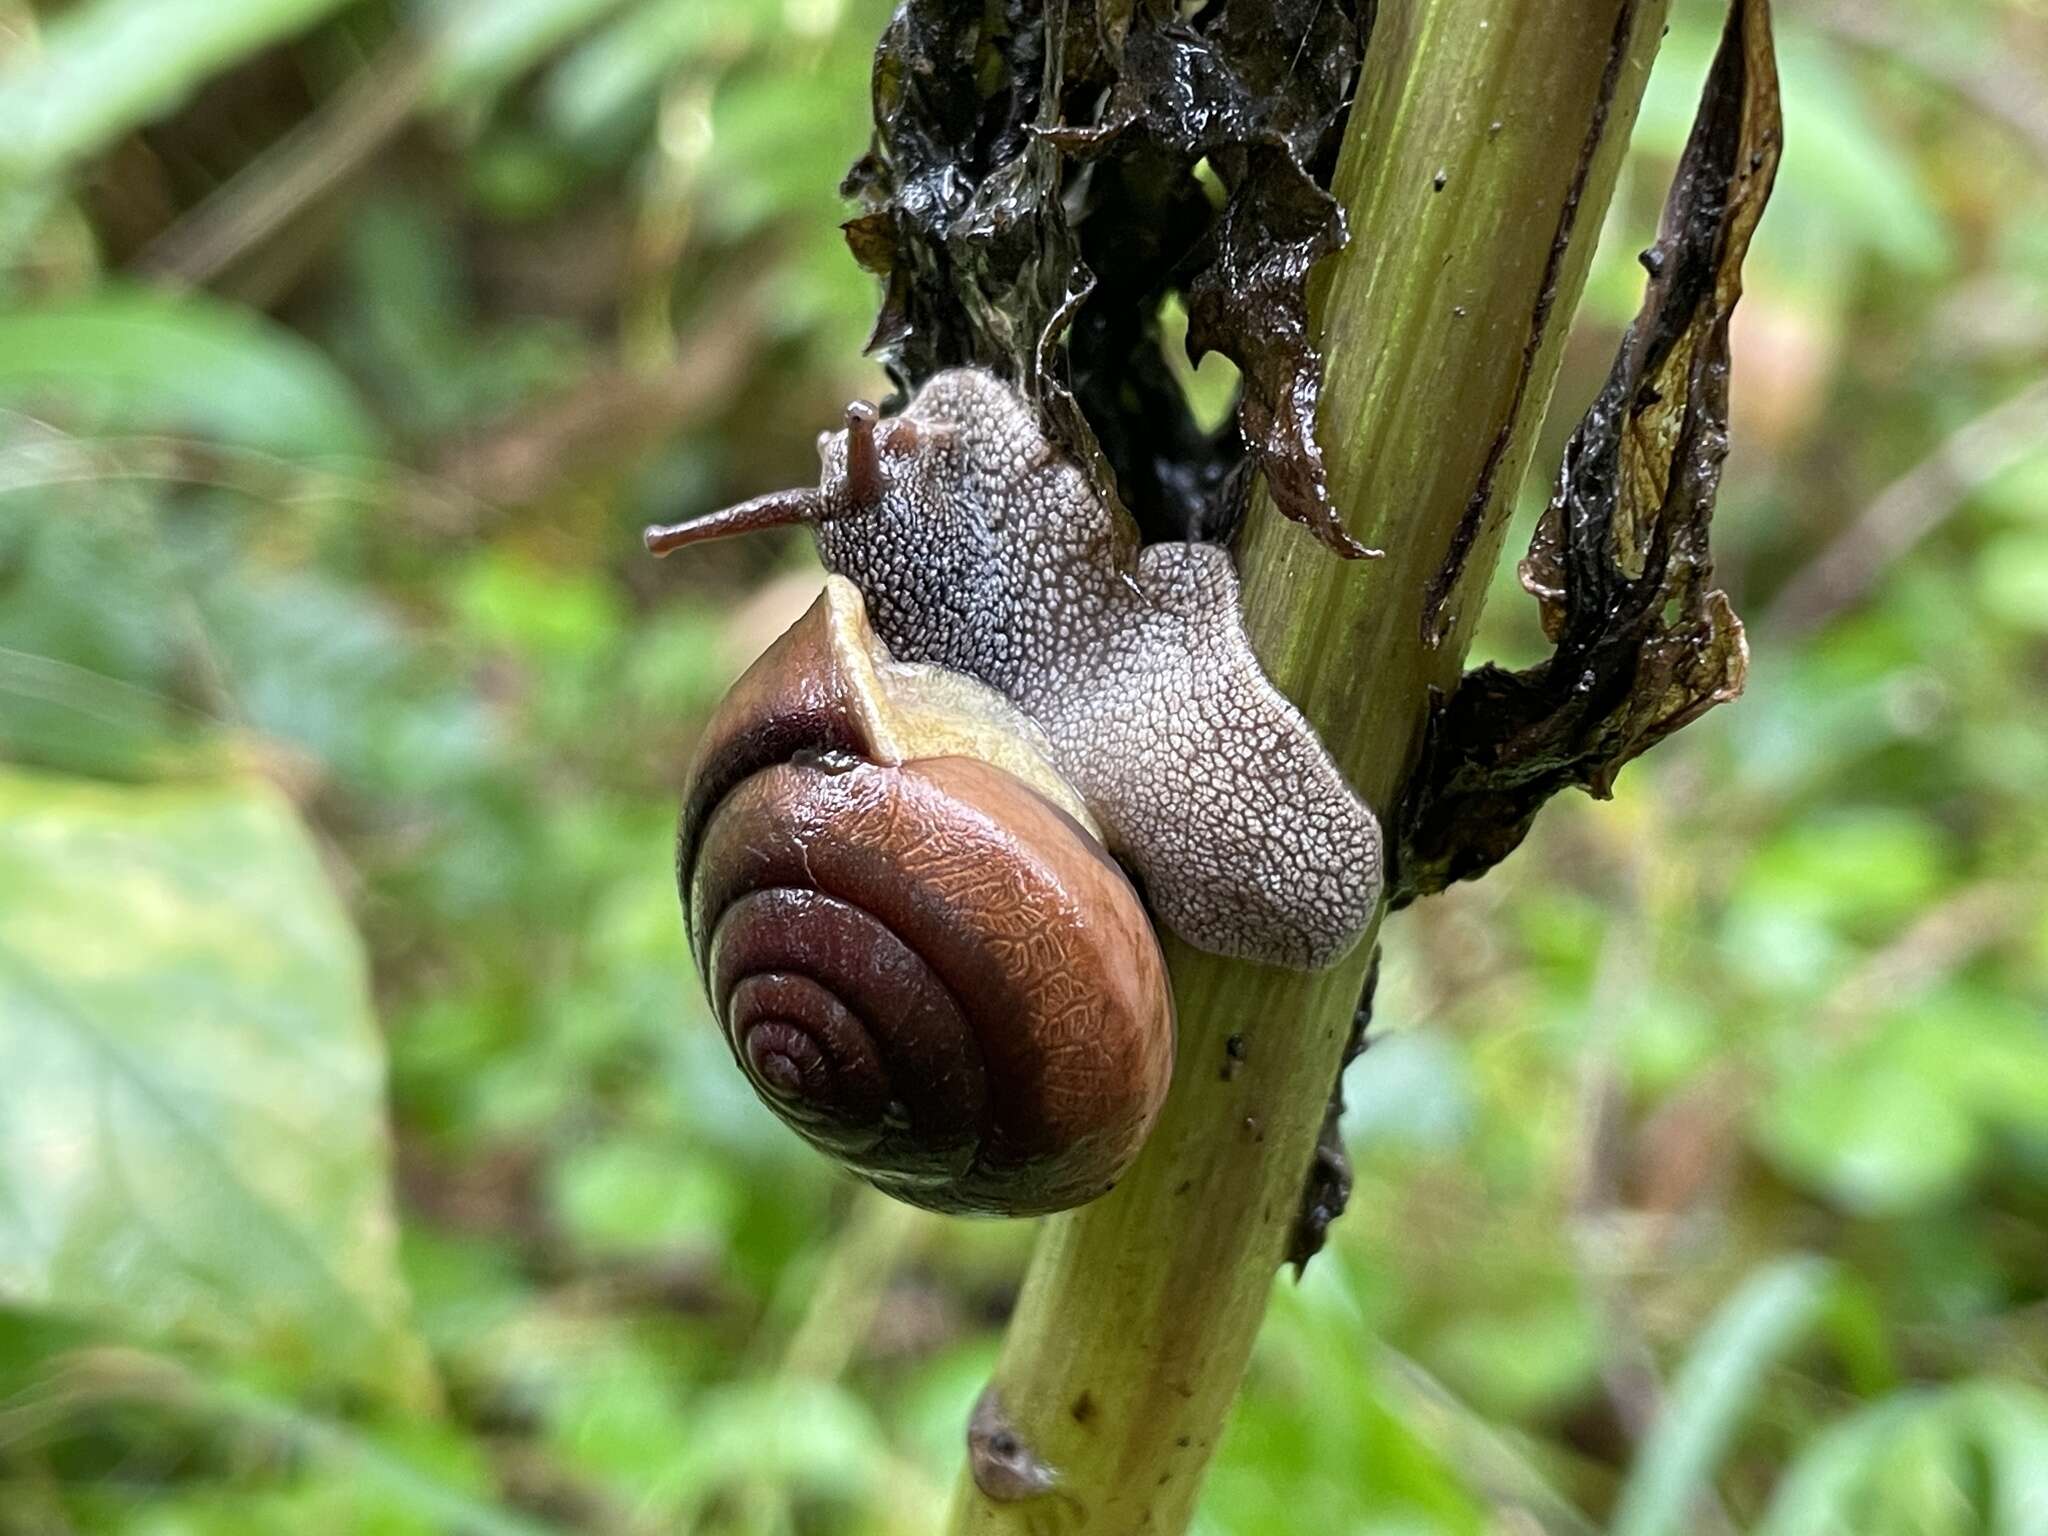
top-left (1394, 0), bottom-right (1781, 903)
top-left (842, 0), bottom-right (1371, 551)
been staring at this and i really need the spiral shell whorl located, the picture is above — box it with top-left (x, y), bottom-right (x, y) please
top-left (678, 579), bottom-right (1174, 1215)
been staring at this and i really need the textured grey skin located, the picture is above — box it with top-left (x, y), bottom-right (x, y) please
top-left (702, 369), bottom-right (1375, 968)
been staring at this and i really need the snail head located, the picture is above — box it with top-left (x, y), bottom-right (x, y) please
top-left (642, 398), bottom-right (950, 557)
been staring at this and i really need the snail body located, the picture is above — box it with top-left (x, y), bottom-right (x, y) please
top-left (681, 576), bottom-right (1174, 1214)
top-left (653, 369), bottom-right (1382, 969)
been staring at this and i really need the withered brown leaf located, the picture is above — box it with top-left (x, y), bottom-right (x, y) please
top-left (841, 0), bottom-right (1370, 552)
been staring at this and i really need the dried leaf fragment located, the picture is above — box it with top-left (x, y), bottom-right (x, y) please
top-left (841, 0), bottom-right (1368, 550)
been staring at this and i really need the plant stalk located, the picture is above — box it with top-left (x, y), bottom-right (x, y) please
top-left (946, 0), bottom-right (1673, 1529)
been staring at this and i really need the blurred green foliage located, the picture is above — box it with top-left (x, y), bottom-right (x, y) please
top-left (0, 0), bottom-right (2043, 1532)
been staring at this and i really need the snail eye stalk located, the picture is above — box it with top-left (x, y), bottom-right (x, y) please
top-left (643, 488), bottom-right (822, 557)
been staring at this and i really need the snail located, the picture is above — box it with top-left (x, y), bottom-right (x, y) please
top-left (651, 369), bottom-right (1382, 968)
top-left (680, 574), bottom-right (1174, 1214)
top-left (651, 369), bottom-right (1383, 1212)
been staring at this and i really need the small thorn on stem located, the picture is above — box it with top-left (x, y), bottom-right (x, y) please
top-left (968, 1386), bottom-right (1062, 1504)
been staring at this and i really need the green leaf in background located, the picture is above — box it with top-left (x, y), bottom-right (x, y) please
top-left (1972, 450), bottom-right (2048, 529)
top-left (1975, 530), bottom-right (2048, 636)
top-left (425, 0), bottom-right (643, 108)
top-left (0, 288), bottom-right (383, 460)
top-left (548, 1134), bottom-right (739, 1258)
top-left (1755, 1393), bottom-right (1924, 1536)
top-left (1610, 1257), bottom-right (1833, 1536)
top-left (1206, 1268), bottom-right (1495, 1536)
top-left (0, 768), bottom-right (430, 1404)
top-left (1757, 1380), bottom-right (2048, 1536)
top-left (1755, 990), bottom-right (2048, 1216)
top-left (0, 1326), bottom-right (565, 1536)
top-left (1631, 18), bottom-right (1951, 285)
top-left (1757, 1053), bottom-right (1980, 1215)
top-left (538, 0), bottom-right (749, 145)
top-left (661, 1378), bottom-right (897, 1522)
top-left (0, 0), bottom-right (363, 180)
top-left (0, 645), bottom-right (222, 784)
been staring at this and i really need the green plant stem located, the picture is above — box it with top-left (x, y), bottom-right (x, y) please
top-left (945, 0), bottom-right (1673, 1530)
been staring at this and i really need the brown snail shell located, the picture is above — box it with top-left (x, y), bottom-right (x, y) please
top-left (679, 576), bottom-right (1175, 1215)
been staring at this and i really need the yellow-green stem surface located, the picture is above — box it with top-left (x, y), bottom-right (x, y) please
top-left (949, 1), bottom-right (1674, 1528)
